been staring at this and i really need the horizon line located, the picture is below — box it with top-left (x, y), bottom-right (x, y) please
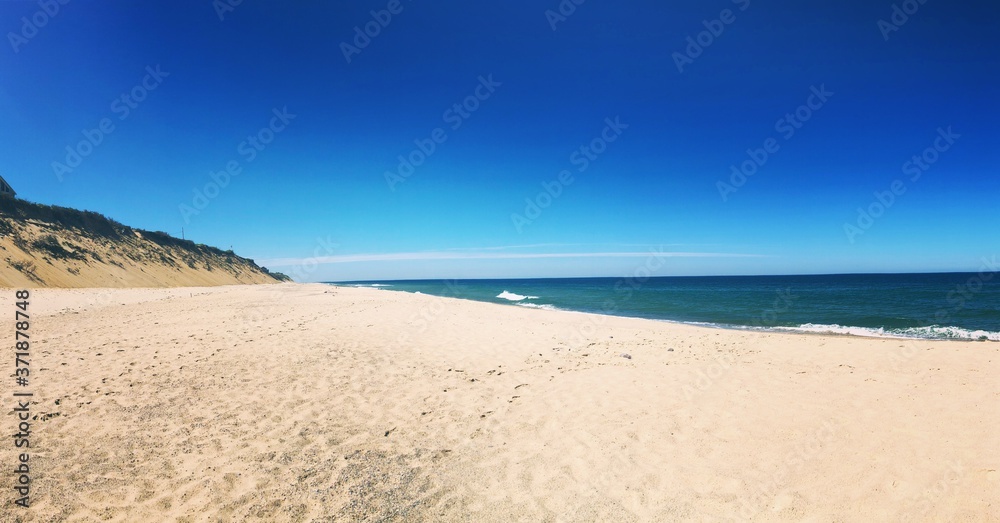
top-left (324, 268), bottom-right (999, 284)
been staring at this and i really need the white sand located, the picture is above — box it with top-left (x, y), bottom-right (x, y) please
top-left (3, 283), bottom-right (997, 521)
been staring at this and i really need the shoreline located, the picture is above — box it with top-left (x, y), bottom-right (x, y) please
top-left (333, 283), bottom-right (1000, 343)
top-left (6, 283), bottom-right (998, 521)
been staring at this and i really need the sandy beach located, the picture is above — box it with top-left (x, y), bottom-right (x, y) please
top-left (4, 283), bottom-right (998, 522)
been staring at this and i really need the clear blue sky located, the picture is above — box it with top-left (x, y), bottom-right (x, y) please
top-left (1, 1), bottom-right (997, 281)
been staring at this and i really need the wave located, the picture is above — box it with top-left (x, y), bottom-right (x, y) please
top-left (770, 323), bottom-right (1000, 341)
top-left (516, 303), bottom-right (560, 311)
top-left (496, 290), bottom-right (539, 302)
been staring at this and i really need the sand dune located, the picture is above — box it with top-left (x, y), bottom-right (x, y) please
top-left (4, 284), bottom-right (997, 521)
top-left (0, 199), bottom-right (283, 288)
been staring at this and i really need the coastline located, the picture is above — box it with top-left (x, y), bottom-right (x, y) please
top-left (337, 283), bottom-right (1000, 343)
top-left (5, 283), bottom-right (998, 521)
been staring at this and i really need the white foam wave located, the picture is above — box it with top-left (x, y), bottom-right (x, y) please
top-left (516, 303), bottom-right (560, 311)
top-left (775, 323), bottom-right (1000, 341)
top-left (496, 290), bottom-right (539, 302)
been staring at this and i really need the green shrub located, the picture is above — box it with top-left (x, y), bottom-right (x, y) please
top-left (32, 234), bottom-right (86, 261)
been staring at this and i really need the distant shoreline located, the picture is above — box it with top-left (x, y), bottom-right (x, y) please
top-left (330, 272), bottom-right (1000, 342)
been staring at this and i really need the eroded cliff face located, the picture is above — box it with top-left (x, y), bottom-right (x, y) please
top-left (0, 199), bottom-right (286, 288)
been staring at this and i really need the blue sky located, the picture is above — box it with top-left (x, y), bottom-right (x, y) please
top-left (1, 0), bottom-right (997, 281)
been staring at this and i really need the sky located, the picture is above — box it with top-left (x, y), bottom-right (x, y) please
top-left (1, 0), bottom-right (997, 281)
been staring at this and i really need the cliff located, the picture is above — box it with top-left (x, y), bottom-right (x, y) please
top-left (0, 198), bottom-right (289, 288)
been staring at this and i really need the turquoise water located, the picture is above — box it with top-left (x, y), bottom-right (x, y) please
top-left (334, 272), bottom-right (1000, 341)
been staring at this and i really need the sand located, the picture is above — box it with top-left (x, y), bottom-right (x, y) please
top-left (0, 218), bottom-right (278, 288)
top-left (3, 283), bottom-right (997, 522)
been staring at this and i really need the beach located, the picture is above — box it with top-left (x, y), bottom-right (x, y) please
top-left (5, 283), bottom-right (998, 521)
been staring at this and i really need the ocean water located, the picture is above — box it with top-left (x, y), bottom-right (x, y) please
top-left (335, 273), bottom-right (1000, 341)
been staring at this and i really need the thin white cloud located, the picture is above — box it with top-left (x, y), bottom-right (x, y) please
top-left (443, 243), bottom-right (585, 251)
top-left (260, 250), bottom-right (766, 267)
top-left (441, 243), bottom-right (692, 252)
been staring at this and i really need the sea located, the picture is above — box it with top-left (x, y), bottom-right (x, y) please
top-left (334, 272), bottom-right (1000, 341)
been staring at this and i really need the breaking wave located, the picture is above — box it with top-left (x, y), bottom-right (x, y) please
top-left (496, 290), bottom-right (539, 302)
top-left (771, 323), bottom-right (1000, 341)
